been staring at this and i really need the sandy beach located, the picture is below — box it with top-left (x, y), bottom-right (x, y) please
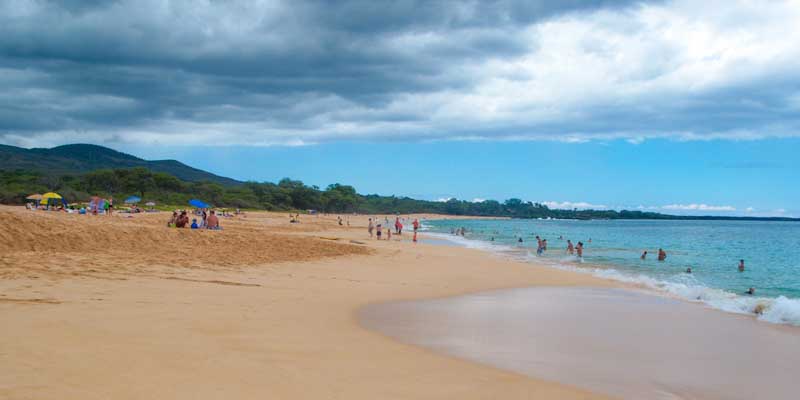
top-left (0, 206), bottom-right (612, 399)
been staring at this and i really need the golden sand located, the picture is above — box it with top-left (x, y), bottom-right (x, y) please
top-left (0, 205), bottom-right (613, 399)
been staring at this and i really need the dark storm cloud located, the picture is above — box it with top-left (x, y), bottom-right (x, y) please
top-left (0, 0), bottom-right (798, 146)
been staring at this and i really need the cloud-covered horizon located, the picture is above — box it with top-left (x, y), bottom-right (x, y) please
top-left (2, 0), bottom-right (800, 147)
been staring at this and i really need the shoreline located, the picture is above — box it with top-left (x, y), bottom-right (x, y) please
top-left (1, 206), bottom-right (615, 399)
top-left (420, 220), bottom-right (800, 328)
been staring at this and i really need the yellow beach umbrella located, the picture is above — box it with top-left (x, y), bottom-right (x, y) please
top-left (41, 192), bottom-right (63, 205)
top-left (41, 192), bottom-right (62, 200)
top-left (26, 194), bottom-right (43, 200)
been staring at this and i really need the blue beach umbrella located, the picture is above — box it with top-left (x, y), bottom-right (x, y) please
top-left (124, 196), bottom-right (141, 204)
top-left (188, 199), bottom-right (210, 208)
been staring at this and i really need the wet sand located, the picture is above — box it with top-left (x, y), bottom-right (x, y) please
top-left (361, 287), bottom-right (800, 400)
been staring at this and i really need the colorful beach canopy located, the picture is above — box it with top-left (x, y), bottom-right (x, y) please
top-left (26, 193), bottom-right (43, 200)
top-left (188, 199), bottom-right (210, 208)
top-left (124, 196), bottom-right (141, 204)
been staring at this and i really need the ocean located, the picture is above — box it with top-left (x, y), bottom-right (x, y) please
top-left (421, 218), bottom-right (800, 326)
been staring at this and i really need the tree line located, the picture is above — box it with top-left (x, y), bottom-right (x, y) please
top-left (1, 168), bottom-right (797, 221)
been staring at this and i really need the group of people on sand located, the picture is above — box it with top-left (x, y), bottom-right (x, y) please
top-left (368, 216), bottom-right (419, 242)
top-left (168, 209), bottom-right (221, 230)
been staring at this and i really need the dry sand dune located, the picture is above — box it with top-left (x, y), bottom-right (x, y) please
top-left (0, 206), bottom-right (370, 280)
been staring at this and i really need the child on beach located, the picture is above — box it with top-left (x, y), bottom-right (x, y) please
top-left (566, 240), bottom-right (574, 255)
top-left (387, 228), bottom-right (392, 240)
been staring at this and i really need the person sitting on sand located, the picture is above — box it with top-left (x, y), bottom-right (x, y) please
top-left (168, 211), bottom-right (178, 227)
top-left (738, 259), bottom-right (745, 272)
top-left (206, 210), bottom-right (220, 230)
top-left (566, 240), bottom-right (574, 255)
top-left (191, 219), bottom-right (199, 229)
top-left (657, 248), bottom-right (667, 261)
top-left (641, 250), bottom-right (648, 260)
top-left (176, 211), bottom-right (189, 228)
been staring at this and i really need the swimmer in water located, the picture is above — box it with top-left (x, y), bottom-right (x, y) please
top-left (518, 237), bottom-right (523, 243)
top-left (738, 259), bottom-right (745, 272)
top-left (745, 287), bottom-right (755, 295)
top-left (576, 242), bottom-right (584, 258)
top-left (641, 250), bottom-right (647, 260)
top-left (566, 240), bottom-right (574, 255)
top-left (657, 248), bottom-right (667, 261)
top-left (686, 267), bottom-right (692, 273)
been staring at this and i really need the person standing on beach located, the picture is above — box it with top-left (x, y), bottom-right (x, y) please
top-left (738, 259), bottom-right (745, 272)
top-left (412, 218), bottom-right (420, 233)
top-left (576, 242), bottom-right (584, 258)
top-left (368, 218), bottom-right (374, 238)
top-left (376, 223), bottom-right (382, 240)
top-left (395, 217), bottom-right (401, 234)
top-left (536, 236), bottom-right (543, 255)
top-left (566, 240), bottom-right (574, 255)
top-left (657, 248), bottom-right (667, 261)
top-left (387, 227), bottom-right (392, 241)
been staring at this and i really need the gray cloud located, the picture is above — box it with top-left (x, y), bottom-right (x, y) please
top-left (1, 0), bottom-right (799, 147)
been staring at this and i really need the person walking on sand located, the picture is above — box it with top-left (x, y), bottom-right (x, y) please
top-left (368, 218), bottom-right (374, 238)
top-left (566, 240), bottom-right (574, 255)
top-left (738, 259), bottom-right (745, 272)
top-left (657, 248), bottom-right (667, 261)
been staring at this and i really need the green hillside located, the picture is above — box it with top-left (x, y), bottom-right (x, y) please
top-left (0, 144), bottom-right (240, 186)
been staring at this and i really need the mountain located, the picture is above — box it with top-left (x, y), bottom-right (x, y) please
top-left (0, 144), bottom-right (240, 186)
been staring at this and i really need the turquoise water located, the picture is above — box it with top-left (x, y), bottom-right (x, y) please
top-left (422, 219), bottom-right (800, 325)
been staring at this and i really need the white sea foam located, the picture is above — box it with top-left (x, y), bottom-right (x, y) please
top-left (425, 231), bottom-right (800, 327)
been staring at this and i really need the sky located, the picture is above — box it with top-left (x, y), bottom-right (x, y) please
top-left (1, 0), bottom-right (798, 216)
